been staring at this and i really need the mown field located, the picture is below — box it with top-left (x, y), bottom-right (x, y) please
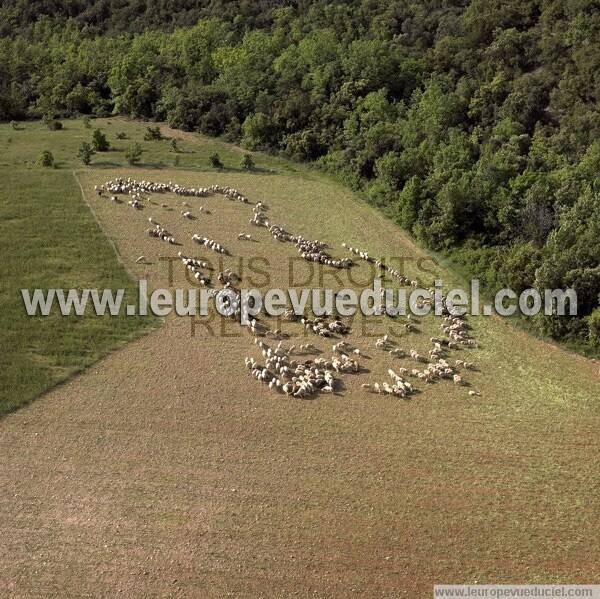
top-left (0, 118), bottom-right (599, 597)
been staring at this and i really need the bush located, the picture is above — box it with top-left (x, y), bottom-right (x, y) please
top-left (10, 120), bottom-right (18, 130)
top-left (536, 313), bottom-right (589, 344)
top-left (564, 266), bottom-right (600, 316)
top-left (125, 142), bottom-right (143, 165)
top-left (589, 309), bottom-right (600, 347)
top-left (92, 129), bottom-right (110, 152)
top-left (115, 131), bottom-right (127, 140)
top-left (41, 114), bottom-right (63, 130)
top-left (144, 125), bottom-right (163, 141)
top-left (241, 112), bottom-right (278, 150)
top-left (209, 152), bottom-right (223, 169)
top-left (498, 243), bottom-right (543, 295)
top-left (240, 153), bottom-right (255, 170)
top-left (223, 117), bottom-right (242, 142)
top-left (170, 139), bottom-right (179, 153)
top-left (284, 129), bottom-right (325, 161)
top-left (38, 150), bottom-right (54, 167)
top-left (77, 142), bottom-right (95, 165)
top-left (82, 116), bottom-right (91, 129)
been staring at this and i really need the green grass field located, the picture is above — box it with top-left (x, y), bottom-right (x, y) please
top-left (1, 116), bottom-right (598, 414)
top-left (0, 117), bottom-right (321, 414)
top-left (0, 119), bottom-right (169, 414)
top-left (0, 117), bottom-right (599, 595)
top-left (0, 118), bottom-right (294, 172)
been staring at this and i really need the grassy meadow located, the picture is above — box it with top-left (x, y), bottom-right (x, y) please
top-left (1, 116), bottom-right (598, 415)
top-left (0, 117), bottom-right (599, 595)
top-left (0, 116), bottom-right (318, 415)
top-left (0, 119), bottom-right (172, 414)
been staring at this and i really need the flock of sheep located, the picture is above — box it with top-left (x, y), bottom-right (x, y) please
top-left (245, 340), bottom-right (359, 397)
top-left (95, 176), bottom-right (480, 401)
top-left (269, 225), bottom-right (353, 269)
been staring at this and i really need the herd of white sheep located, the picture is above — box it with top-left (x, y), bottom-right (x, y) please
top-left (95, 176), bottom-right (480, 401)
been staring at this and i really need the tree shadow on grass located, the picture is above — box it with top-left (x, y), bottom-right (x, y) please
top-left (93, 161), bottom-right (123, 168)
top-left (210, 166), bottom-right (278, 176)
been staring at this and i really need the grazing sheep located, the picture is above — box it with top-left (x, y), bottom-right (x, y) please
top-left (343, 244), bottom-right (416, 286)
top-left (268, 226), bottom-right (352, 268)
top-left (409, 349), bottom-right (427, 363)
top-left (100, 174), bottom-right (483, 404)
top-left (250, 212), bottom-right (269, 227)
top-left (365, 368), bottom-right (414, 398)
top-left (375, 335), bottom-right (400, 352)
top-left (179, 253), bottom-right (211, 285)
top-left (332, 341), bottom-right (350, 355)
top-left (147, 224), bottom-right (176, 244)
top-left (192, 234), bottom-right (228, 254)
top-left (246, 350), bottom-right (339, 399)
top-left (328, 319), bottom-right (351, 334)
top-left (389, 348), bottom-right (405, 358)
top-left (298, 343), bottom-right (318, 354)
top-left (218, 268), bottom-right (240, 286)
top-left (281, 309), bottom-right (297, 322)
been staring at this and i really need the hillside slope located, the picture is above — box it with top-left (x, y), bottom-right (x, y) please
top-left (0, 118), bottom-right (598, 597)
top-left (1, 0), bottom-right (599, 352)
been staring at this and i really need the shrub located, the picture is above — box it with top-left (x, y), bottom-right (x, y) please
top-left (82, 116), bottom-right (91, 129)
top-left (125, 142), bottom-right (143, 165)
top-left (498, 243), bottom-right (543, 295)
top-left (241, 112), bottom-right (278, 150)
top-left (209, 152), bottom-right (223, 169)
top-left (284, 129), bottom-right (325, 161)
top-left (144, 125), bottom-right (163, 141)
top-left (115, 131), bottom-right (127, 140)
top-left (170, 139), bottom-right (179, 153)
top-left (224, 117), bottom-right (242, 142)
top-left (564, 266), bottom-right (600, 316)
top-left (77, 142), bottom-right (95, 165)
top-left (38, 150), bottom-right (54, 167)
top-left (41, 114), bottom-right (63, 130)
top-left (589, 309), bottom-right (600, 347)
top-left (10, 120), bottom-right (18, 130)
top-left (240, 153), bottom-right (255, 170)
top-left (92, 129), bottom-right (110, 152)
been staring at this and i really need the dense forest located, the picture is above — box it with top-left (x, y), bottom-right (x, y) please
top-left (1, 0), bottom-right (599, 351)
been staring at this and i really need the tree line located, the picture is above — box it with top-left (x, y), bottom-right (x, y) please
top-left (1, 0), bottom-right (599, 351)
